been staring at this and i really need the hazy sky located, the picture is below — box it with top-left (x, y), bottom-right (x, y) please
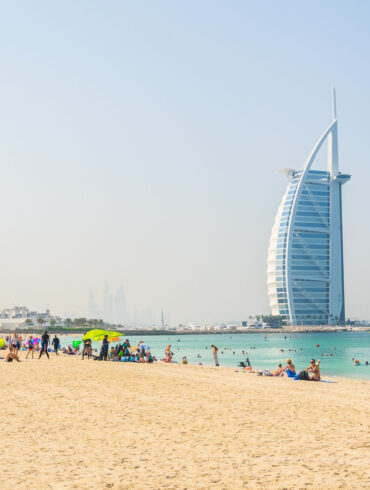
top-left (0, 1), bottom-right (369, 324)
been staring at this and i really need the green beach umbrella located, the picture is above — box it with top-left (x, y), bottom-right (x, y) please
top-left (82, 329), bottom-right (123, 342)
top-left (72, 340), bottom-right (82, 349)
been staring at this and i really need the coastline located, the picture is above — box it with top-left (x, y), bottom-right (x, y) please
top-left (1, 354), bottom-right (369, 489)
top-left (2, 330), bottom-right (369, 381)
top-left (1, 326), bottom-right (370, 335)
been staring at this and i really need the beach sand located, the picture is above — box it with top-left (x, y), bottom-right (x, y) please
top-left (0, 354), bottom-right (369, 489)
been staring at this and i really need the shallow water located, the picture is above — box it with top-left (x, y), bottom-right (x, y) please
top-left (57, 331), bottom-right (370, 380)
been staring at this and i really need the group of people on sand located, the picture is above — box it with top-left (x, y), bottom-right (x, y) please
top-left (79, 337), bottom-right (158, 363)
top-left (269, 358), bottom-right (321, 380)
top-left (107, 339), bottom-right (156, 363)
top-left (1, 332), bottom-right (61, 362)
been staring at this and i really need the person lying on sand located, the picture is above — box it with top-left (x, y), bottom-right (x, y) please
top-left (306, 359), bottom-right (321, 381)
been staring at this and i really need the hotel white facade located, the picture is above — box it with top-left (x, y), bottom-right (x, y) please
top-left (267, 90), bottom-right (350, 325)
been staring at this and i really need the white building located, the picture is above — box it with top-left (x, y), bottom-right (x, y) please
top-left (0, 307), bottom-right (63, 331)
top-left (267, 89), bottom-right (350, 325)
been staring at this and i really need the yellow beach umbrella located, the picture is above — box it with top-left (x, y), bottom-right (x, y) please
top-left (0, 338), bottom-right (5, 348)
top-left (82, 329), bottom-right (124, 342)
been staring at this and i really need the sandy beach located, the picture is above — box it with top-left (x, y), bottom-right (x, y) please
top-left (1, 354), bottom-right (369, 489)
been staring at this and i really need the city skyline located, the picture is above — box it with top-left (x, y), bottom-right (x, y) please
top-left (88, 283), bottom-right (158, 326)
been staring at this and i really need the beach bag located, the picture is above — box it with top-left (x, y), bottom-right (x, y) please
top-left (299, 370), bottom-right (310, 380)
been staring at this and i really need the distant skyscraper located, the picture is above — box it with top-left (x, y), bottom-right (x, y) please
top-left (267, 89), bottom-right (351, 325)
top-left (103, 282), bottom-right (114, 323)
top-left (88, 290), bottom-right (100, 319)
top-left (114, 286), bottom-right (129, 324)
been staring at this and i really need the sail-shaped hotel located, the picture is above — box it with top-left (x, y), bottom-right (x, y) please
top-left (267, 90), bottom-right (351, 325)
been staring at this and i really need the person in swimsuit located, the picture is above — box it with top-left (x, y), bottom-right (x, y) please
top-left (283, 358), bottom-right (296, 377)
top-left (26, 336), bottom-right (34, 359)
top-left (211, 345), bottom-right (219, 366)
top-left (306, 359), bottom-right (321, 381)
top-left (164, 345), bottom-right (172, 362)
top-left (39, 331), bottom-right (50, 359)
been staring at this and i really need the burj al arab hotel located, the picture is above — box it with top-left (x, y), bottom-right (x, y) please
top-left (267, 89), bottom-right (351, 325)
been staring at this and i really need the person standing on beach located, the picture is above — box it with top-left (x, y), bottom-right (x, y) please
top-left (82, 337), bottom-right (92, 360)
top-left (26, 336), bottom-right (34, 359)
top-left (101, 335), bottom-right (109, 361)
top-left (52, 335), bottom-right (60, 355)
top-left (10, 333), bottom-right (19, 355)
top-left (211, 345), bottom-right (219, 366)
top-left (39, 331), bottom-right (50, 359)
top-left (165, 345), bottom-right (172, 362)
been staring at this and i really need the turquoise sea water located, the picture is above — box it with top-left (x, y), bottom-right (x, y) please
top-left (59, 331), bottom-right (370, 380)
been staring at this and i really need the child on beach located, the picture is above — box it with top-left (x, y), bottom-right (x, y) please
top-left (26, 336), bottom-right (34, 359)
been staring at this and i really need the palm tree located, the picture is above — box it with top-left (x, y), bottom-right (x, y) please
top-left (50, 319), bottom-right (56, 328)
top-left (25, 319), bottom-right (33, 328)
top-left (74, 318), bottom-right (87, 328)
top-left (37, 317), bottom-right (45, 330)
top-left (64, 318), bottom-right (72, 328)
